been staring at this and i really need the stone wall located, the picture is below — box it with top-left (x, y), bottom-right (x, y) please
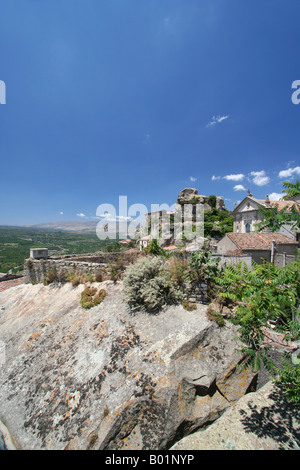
top-left (187, 282), bottom-right (209, 305)
top-left (24, 250), bottom-right (143, 285)
top-left (274, 253), bottom-right (296, 268)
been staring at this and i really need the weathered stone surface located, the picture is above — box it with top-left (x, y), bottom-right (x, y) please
top-left (0, 282), bottom-right (256, 450)
top-left (171, 382), bottom-right (300, 450)
top-left (176, 188), bottom-right (225, 212)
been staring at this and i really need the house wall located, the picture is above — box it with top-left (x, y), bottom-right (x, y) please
top-left (30, 248), bottom-right (48, 260)
top-left (274, 253), bottom-right (296, 268)
top-left (243, 250), bottom-right (271, 264)
top-left (275, 243), bottom-right (298, 256)
top-left (211, 254), bottom-right (253, 270)
top-left (215, 235), bottom-right (237, 254)
top-left (233, 199), bottom-right (265, 233)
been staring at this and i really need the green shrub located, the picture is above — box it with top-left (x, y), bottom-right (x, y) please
top-left (208, 195), bottom-right (217, 208)
top-left (182, 300), bottom-right (197, 311)
top-left (206, 307), bottom-right (225, 327)
top-left (123, 257), bottom-right (184, 313)
top-left (43, 267), bottom-right (59, 285)
top-left (215, 260), bottom-right (300, 402)
top-left (108, 258), bottom-right (126, 282)
top-left (95, 268), bottom-right (108, 282)
top-left (66, 269), bottom-right (81, 287)
top-left (80, 286), bottom-right (107, 309)
top-left (184, 250), bottom-right (223, 286)
top-left (144, 239), bottom-right (167, 257)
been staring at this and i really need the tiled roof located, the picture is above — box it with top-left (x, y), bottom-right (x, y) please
top-left (268, 200), bottom-right (299, 211)
top-left (0, 277), bottom-right (24, 292)
top-left (233, 196), bottom-right (299, 213)
top-left (119, 239), bottom-right (131, 244)
top-left (227, 232), bottom-right (298, 251)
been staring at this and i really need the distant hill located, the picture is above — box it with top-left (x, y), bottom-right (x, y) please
top-left (23, 220), bottom-right (130, 236)
top-left (27, 221), bottom-right (98, 232)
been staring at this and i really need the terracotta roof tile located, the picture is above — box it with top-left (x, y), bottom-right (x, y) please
top-left (227, 232), bottom-right (298, 250)
top-left (268, 200), bottom-right (299, 211)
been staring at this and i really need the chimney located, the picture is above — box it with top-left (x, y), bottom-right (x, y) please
top-left (265, 195), bottom-right (270, 207)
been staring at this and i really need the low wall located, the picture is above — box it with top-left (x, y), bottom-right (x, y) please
top-left (24, 250), bottom-right (143, 285)
top-left (211, 254), bottom-right (253, 270)
top-left (274, 253), bottom-right (296, 268)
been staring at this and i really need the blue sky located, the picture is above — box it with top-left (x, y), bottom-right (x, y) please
top-left (0, 0), bottom-right (299, 225)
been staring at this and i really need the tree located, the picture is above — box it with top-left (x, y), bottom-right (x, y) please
top-left (215, 261), bottom-right (300, 403)
top-left (282, 178), bottom-right (300, 200)
top-left (257, 179), bottom-right (300, 233)
top-left (217, 180), bottom-right (300, 403)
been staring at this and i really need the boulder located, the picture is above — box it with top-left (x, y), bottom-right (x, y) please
top-left (0, 282), bottom-right (256, 450)
top-left (171, 381), bottom-right (300, 450)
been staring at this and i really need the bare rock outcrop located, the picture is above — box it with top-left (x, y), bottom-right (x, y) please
top-left (176, 188), bottom-right (225, 211)
top-left (171, 381), bottom-right (300, 450)
top-left (0, 282), bottom-right (256, 450)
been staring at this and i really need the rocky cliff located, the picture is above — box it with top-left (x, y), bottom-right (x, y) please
top-left (176, 188), bottom-right (225, 211)
top-left (171, 381), bottom-right (300, 450)
top-left (0, 282), bottom-right (256, 450)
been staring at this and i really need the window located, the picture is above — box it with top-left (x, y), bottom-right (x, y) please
top-left (246, 223), bottom-right (251, 233)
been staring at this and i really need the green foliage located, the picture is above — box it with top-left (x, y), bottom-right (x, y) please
top-left (208, 195), bottom-right (217, 208)
top-left (282, 178), bottom-right (300, 199)
top-left (215, 260), bottom-right (300, 403)
top-left (206, 307), bottom-right (226, 327)
top-left (105, 240), bottom-right (136, 252)
top-left (256, 179), bottom-right (300, 233)
top-left (184, 250), bottom-right (224, 285)
top-left (0, 226), bottom-right (113, 274)
top-left (166, 255), bottom-right (188, 289)
top-left (80, 286), bottom-right (107, 309)
top-left (216, 261), bottom-right (299, 327)
top-left (216, 179), bottom-right (300, 403)
top-left (257, 204), bottom-right (300, 233)
top-left (66, 270), bottom-right (79, 287)
top-left (43, 267), bottom-right (59, 285)
top-left (144, 238), bottom-right (167, 257)
top-left (204, 210), bottom-right (233, 237)
top-left (272, 358), bottom-right (300, 403)
top-left (182, 300), bottom-right (197, 311)
top-left (123, 257), bottom-right (184, 313)
top-left (105, 241), bottom-right (124, 252)
top-left (108, 258), bottom-right (126, 282)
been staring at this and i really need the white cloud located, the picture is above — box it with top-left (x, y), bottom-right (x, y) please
top-left (233, 184), bottom-right (247, 191)
top-left (268, 192), bottom-right (282, 201)
top-left (278, 166), bottom-right (300, 179)
top-left (97, 213), bottom-right (132, 222)
top-left (117, 215), bottom-right (132, 221)
top-left (143, 133), bottom-right (150, 143)
top-left (189, 176), bottom-right (197, 182)
top-left (59, 211), bottom-right (64, 215)
top-left (212, 175), bottom-right (221, 181)
top-left (224, 173), bottom-right (245, 182)
top-left (251, 170), bottom-right (270, 186)
top-left (206, 115), bottom-right (229, 128)
top-left (76, 213), bottom-right (86, 218)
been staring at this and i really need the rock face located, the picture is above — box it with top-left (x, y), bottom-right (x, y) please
top-left (171, 381), bottom-right (300, 450)
top-left (176, 188), bottom-right (225, 211)
top-left (0, 282), bottom-right (256, 450)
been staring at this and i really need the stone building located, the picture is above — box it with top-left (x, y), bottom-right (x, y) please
top-left (30, 248), bottom-right (48, 260)
top-left (216, 232), bottom-right (298, 266)
top-left (232, 190), bottom-right (300, 242)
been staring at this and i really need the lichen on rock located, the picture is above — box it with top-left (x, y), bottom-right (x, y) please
top-left (0, 281), bottom-right (256, 450)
